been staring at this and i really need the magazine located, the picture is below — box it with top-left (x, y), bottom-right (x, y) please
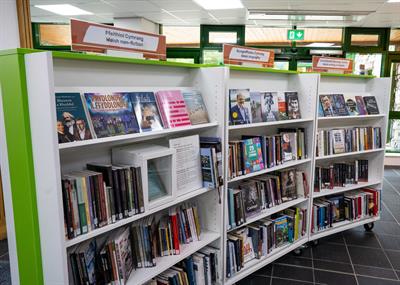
top-left (229, 89), bottom-right (251, 125)
top-left (130, 92), bottom-right (164, 132)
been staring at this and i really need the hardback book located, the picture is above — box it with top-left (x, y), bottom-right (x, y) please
top-left (229, 89), bottom-right (251, 125)
top-left (281, 169), bottom-right (297, 201)
top-left (130, 92), bottom-right (164, 132)
top-left (84, 92), bottom-right (139, 138)
top-left (55, 92), bottom-right (94, 143)
top-left (277, 92), bottom-right (288, 120)
top-left (242, 137), bottom-right (265, 173)
top-left (155, 90), bottom-right (192, 128)
top-left (333, 94), bottom-right (349, 116)
top-left (344, 94), bottom-right (359, 116)
top-left (363, 96), bottom-right (380, 115)
top-left (319, 95), bottom-right (337, 117)
top-left (261, 92), bottom-right (279, 122)
top-left (114, 227), bottom-right (134, 283)
top-left (280, 132), bottom-right (297, 162)
top-left (285, 92), bottom-right (301, 119)
top-left (233, 228), bottom-right (255, 263)
top-left (239, 181), bottom-right (262, 219)
top-left (355, 96), bottom-right (368, 115)
top-left (331, 129), bottom-right (346, 154)
top-left (182, 90), bottom-right (210, 125)
top-left (250, 91), bottom-right (263, 123)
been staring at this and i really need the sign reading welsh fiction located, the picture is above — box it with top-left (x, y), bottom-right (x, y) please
top-left (70, 19), bottom-right (166, 59)
top-left (287, 29), bottom-right (305, 41)
top-left (312, 56), bottom-right (353, 74)
top-left (223, 44), bottom-right (274, 67)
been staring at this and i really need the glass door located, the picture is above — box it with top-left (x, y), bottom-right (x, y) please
top-left (386, 55), bottom-right (400, 152)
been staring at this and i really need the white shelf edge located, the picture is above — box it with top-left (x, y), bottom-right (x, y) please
top-left (312, 180), bottom-right (382, 198)
top-left (59, 122), bottom-right (218, 150)
top-left (227, 197), bottom-right (308, 233)
top-left (318, 114), bottom-right (385, 121)
top-left (65, 187), bottom-right (214, 248)
top-left (126, 231), bottom-right (220, 285)
top-left (228, 118), bottom-right (313, 131)
top-left (315, 148), bottom-right (385, 161)
top-left (228, 159), bottom-right (311, 183)
top-left (309, 216), bottom-right (380, 241)
top-left (225, 237), bottom-right (308, 285)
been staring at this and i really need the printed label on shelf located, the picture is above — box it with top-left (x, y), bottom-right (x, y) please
top-left (312, 56), bottom-right (353, 73)
top-left (223, 44), bottom-right (274, 67)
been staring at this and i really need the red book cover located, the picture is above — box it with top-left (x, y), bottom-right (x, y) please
top-left (169, 211), bottom-right (180, 255)
top-left (155, 90), bottom-right (192, 128)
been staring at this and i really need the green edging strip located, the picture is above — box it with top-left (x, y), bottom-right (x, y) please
top-left (0, 53), bottom-right (44, 284)
top-left (228, 65), bottom-right (298, 74)
top-left (320, 72), bottom-right (375, 79)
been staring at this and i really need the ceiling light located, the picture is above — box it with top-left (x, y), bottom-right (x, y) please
top-left (35, 4), bottom-right (93, 16)
top-left (193, 0), bottom-right (244, 10)
top-left (387, 0), bottom-right (400, 2)
top-left (305, 15), bottom-right (344, 21)
top-left (248, 14), bottom-right (289, 20)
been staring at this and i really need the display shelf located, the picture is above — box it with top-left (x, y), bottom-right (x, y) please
top-left (227, 197), bottom-right (308, 233)
top-left (59, 122), bottom-right (218, 150)
top-left (318, 114), bottom-right (385, 122)
top-left (310, 216), bottom-right (380, 241)
top-left (126, 230), bottom-right (220, 285)
top-left (225, 237), bottom-right (308, 285)
top-left (315, 148), bottom-right (385, 161)
top-left (228, 159), bottom-right (311, 183)
top-left (228, 118), bottom-right (313, 131)
top-left (313, 180), bottom-right (381, 198)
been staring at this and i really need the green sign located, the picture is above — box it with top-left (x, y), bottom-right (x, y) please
top-left (287, 29), bottom-right (304, 41)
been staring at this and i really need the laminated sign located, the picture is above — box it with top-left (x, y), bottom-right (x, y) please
top-left (70, 19), bottom-right (166, 59)
top-left (312, 56), bottom-right (353, 74)
top-left (223, 44), bottom-right (274, 67)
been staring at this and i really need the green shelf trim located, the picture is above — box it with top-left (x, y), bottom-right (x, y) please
top-left (227, 65), bottom-right (298, 74)
top-left (319, 72), bottom-right (375, 79)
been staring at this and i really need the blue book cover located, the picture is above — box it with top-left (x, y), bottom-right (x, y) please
top-left (129, 92), bottom-right (164, 132)
top-left (84, 92), bottom-right (139, 138)
top-left (184, 256), bottom-right (197, 285)
top-left (200, 147), bottom-right (215, 188)
top-left (55, 92), bottom-right (94, 143)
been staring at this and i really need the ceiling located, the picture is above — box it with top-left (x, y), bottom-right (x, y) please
top-left (30, 0), bottom-right (400, 28)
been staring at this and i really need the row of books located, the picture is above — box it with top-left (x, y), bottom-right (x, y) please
top-left (228, 128), bottom-right (306, 179)
top-left (62, 163), bottom-right (144, 240)
top-left (229, 89), bottom-right (301, 125)
top-left (319, 94), bottom-right (379, 117)
top-left (316, 127), bottom-right (382, 157)
top-left (144, 248), bottom-right (220, 285)
top-left (56, 90), bottom-right (210, 143)
top-left (311, 188), bottom-right (380, 233)
top-left (226, 207), bottom-right (307, 278)
top-left (70, 204), bottom-right (202, 285)
top-left (227, 169), bottom-right (309, 229)
top-left (314, 160), bottom-right (369, 192)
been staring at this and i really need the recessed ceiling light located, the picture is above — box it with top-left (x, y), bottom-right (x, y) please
top-left (193, 0), bottom-right (244, 10)
top-left (34, 4), bottom-right (93, 16)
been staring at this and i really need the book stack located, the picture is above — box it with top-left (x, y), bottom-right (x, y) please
top-left (316, 127), bottom-right (382, 157)
top-left (228, 128), bottom-right (306, 179)
top-left (200, 137), bottom-right (223, 189)
top-left (311, 188), bottom-right (380, 233)
top-left (144, 247), bottom-right (220, 285)
top-left (226, 207), bottom-right (307, 278)
top-left (314, 160), bottom-right (369, 192)
top-left (319, 94), bottom-right (379, 117)
top-left (227, 169), bottom-right (309, 229)
top-left (62, 164), bottom-right (144, 240)
top-left (229, 89), bottom-right (302, 125)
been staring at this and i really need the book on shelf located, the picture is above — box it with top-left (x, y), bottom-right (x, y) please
top-left (226, 206), bottom-right (307, 278)
top-left (355, 96), bottom-right (368, 115)
top-left (319, 95), bottom-right (337, 117)
top-left (344, 95), bottom-right (359, 116)
top-left (312, 188), bottom-right (380, 233)
top-left (261, 92), bottom-right (279, 122)
top-left (250, 91), bottom-right (263, 123)
top-left (332, 94), bottom-right (349, 117)
top-left (199, 137), bottom-right (223, 190)
top-left (55, 92), bottom-right (94, 144)
top-left (285, 92), bottom-right (301, 119)
top-left (318, 94), bottom-right (380, 117)
top-left (182, 90), bottom-right (210, 125)
top-left (239, 181), bottom-right (262, 219)
top-left (229, 89), bottom-right (251, 125)
top-left (155, 90), bottom-right (192, 129)
top-left (363, 96), bottom-right (380, 115)
top-left (130, 92), bottom-right (164, 132)
top-left (242, 137), bottom-right (265, 174)
top-left (277, 92), bottom-right (288, 120)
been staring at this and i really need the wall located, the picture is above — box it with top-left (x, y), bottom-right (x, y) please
top-left (0, 0), bottom-right (20, 49)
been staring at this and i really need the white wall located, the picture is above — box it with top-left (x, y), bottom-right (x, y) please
top-left (114, 17), bottom-right (160, 34)
top-left (0, 0), bottom-right (20, 49)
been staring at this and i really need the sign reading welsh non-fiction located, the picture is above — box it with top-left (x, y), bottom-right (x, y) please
top-left (223, 44), bottom-right (274, 67)
top-left (312, 56), bottom-right (353, 73)
top-left (70, 19), bottom-right (166, 59)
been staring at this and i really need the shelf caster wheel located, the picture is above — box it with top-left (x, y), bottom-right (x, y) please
top-left (293, 248), bottom-right (302, 256)
top-left (364, 222), bottom-right (374, 232)
top-left (309, 240), bottom-right (319, 247)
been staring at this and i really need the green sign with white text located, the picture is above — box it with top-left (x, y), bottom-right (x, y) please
top-left (287, 29), bottom-right (305, 41)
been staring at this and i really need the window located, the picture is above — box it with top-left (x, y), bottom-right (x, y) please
top-left (346, 53), bottom-right (382, 77)
top-left (209, 32), bottom-right (237, 44)
top-left (390, 29), bottom-right (400, 52)
top-left (202, 50), bottom-right (223, 65)
top-left (351, 34), bottom-right (380, 47)
top-left (163, 26), bottom-right (200, 48)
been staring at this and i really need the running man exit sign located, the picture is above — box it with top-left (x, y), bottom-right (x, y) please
top-left (287, 29), bottom-right (305, 41)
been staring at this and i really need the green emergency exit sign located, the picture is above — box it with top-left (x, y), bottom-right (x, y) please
top-left (287, 29), bottom-right (304, 41)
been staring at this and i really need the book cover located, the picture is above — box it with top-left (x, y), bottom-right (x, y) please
top-left (281, 132), bottom-right (297, 162)
top-left (281, 169), bottom-right (297, 201)
top-left (332, 94), bottom-right (349, 116)
top-left (355, 96), bottom-right (368, 115)
top-left (319, 95), bottom-right (336, 117)
top-left (250, 91), bottom-right (263, 123)
top-left (229, 89), bottom-right (251, 125)
top-left (363, 96), bottom-right (380, 115)
top-left (331, 129), bottom-right (346, 154)
top-left (55, 92), bottom-right (94, 143)
top-left (200, 147), bottom-right (215, 188)
top-left (277, 92), bottom-right (288, 120)
top-left (285, 92), bottom-right (301, 119)
top-left (182, 90), bottom-right (209, 125)
top-left (155, 90), bottom-right (192, 128)
top-left (261, 92), bottom-right (279, 122)
top-left (242, 137), bottom-right (265, 173)
top-left (240, 181), bottom-right (262, 219)
top-left (274, 215), bottom-right (289, 247)
top-left (84, 92), bottom-right (139, 138)
top-left (130, 92), bottom-right (164, 132)
top-left (344, 94), bottom-right (359, 116)
top-left (318, 101), bottom-right (324, 117)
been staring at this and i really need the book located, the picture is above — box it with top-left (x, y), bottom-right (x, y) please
top-left (344, 94), bottom-right (359, 116)
top-left (240, 181), bottom-right (262, 219)
top-left (84, 92), bottom-right (139, 138)
top-left (332, 94), bottom-right (349, 116)
top-left (155, 90), bottom-right (192, 128)
top-left (229, 89), bottom-right (251, 125)
top-left (274, 215), bottom-right (290, 246)
top-left (130, 92), bottom-right (164, 132)
top-left (319, 95), bottom-right (336, 117)
top-left (250, 91), bottom-right (263, 123)
top-left (261, 92), bottom-right (279, 122)
top-left (242, 137), bottom-right (265, 173)
top-left (285, 92), bottom-right (301, 119)
top-left (200, 147), bottom-right (215, 189)
top-left (281, 132), bottom-right (297, 162)
top-left (281, 169), bottom-right (297, 201)
top-left (182, 90), bottom-right (209, 125)
top-left (331, 129), bottom-right (346, 154)
top-left (277, 92), bottom-right (288, 120)
top-left (55, 92), bottom-right (94, 143)
top-left (355, 96), bottom-right (368, 115)
top-left (363, 96), bottom-right (380, 115)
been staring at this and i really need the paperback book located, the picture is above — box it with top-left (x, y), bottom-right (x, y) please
top-left (130, 92), bottom-right (164, 132)
top-left (182, 90), bottom-right (210, 125)
top-left (344, 94), bottom-right (359, 116)
top-left (250, 91), bottom-right (263, 123)
top-left (319, 95), bottom-right (336, 117)
top-left (285, 92), bottom-right (301, 119)
top-left (355, 96), bottom-right (368, 115)
top-left (155, 90), bottom-right (192, 128)
top-left (261, 92), bottom-right (279, 122)
top-left (363, 96), bottom-right (380, 115)
top-left (229, 89), bottom-right (251, 125)
top-left (333, 94), bottom-right (349, 116)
